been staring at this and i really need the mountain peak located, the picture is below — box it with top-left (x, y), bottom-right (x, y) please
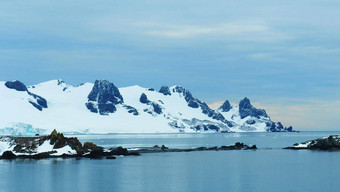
top-left (239, 97), bottom-right (268, 119)
top-left (86, 80), bottom-right (123, 115)
top-left (219, 100), bottom-right (232, 112)
top-left (159, 85), bottom-right (171, 96)
top-left (239, 97), bottom-right (251, 109)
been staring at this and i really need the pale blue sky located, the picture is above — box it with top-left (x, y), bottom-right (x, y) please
top-left (1, 0), bottom-right (339, 130)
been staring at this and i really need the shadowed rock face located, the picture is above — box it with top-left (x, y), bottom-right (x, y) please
top-left (86, 80), bottom-right (124, 115)
top-left (5, 81), bottom-right (28, 91)
top-left (139, 93), bottom-right (163, 115)
top-left (5, 80), bottom-right (48, 111)
top-left (159, 85), bottom-right (171, 96)
top-left (219, 100), bottom-right (231, 112)
top-left (172, 85), bottom-right (234, 128)
top-left (239, 97), bottom-right (268, 119)
top-left (139, 93), bottom-right (149, 104)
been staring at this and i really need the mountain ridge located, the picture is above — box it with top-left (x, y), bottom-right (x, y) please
top-left (0, 79), bottom-right (294, 135)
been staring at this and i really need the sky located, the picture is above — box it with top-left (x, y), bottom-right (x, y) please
top-left (0, 0), bottom-right (339, 130)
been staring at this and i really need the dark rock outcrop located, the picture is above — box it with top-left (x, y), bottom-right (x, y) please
top-left (219, 100), bottom-right (231, 112)
top-left (5, 80), bottom-right (28, 91)
top-left (86, 80), bottom-right (123, 115)
top-left (123, 105), bottom-right (139, 116)
top-left (239, 97), bottom-right (268, 119)
top-left (0, 130), bottom-right (139, 159)
top-left (159, 86), bottom-right (171, 96)
top-left (152, 103), bottom-right (162, 114)
top-left (48, 129), bottom-right (82, 151)
top-left (2, 151), bottom-right (17, 159)
top-left (139, 93), bottom-right (149, 104)
top-left (194, 124), bottom-right (220, 131)
top-left (172, 86), bottom-right (234, 128)
top-left (285, 135), bottom-right (340, 150)
top-left (188, 100), bottom-right (199, 108)
top-left (4, 80), bottom-right (48, 111)
top-left (266, 122), bottom-right (294, 132)
top-left (134, 142), bottom-right (257, 153)
top-left (139, 93), bottom-right (163, 115)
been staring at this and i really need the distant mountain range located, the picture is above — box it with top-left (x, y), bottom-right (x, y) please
top-left (0, 79), bottom-right (294, 135)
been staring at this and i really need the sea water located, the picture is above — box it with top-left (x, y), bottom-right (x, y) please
top-left (0, 131), bottom-right (339, 192)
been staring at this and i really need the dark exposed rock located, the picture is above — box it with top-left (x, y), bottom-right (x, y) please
top-left (287, 126), bottom-right (293, 132)
top-left (239, 97), bottom-right (268, 119)
top-left (123, 105), bottom-right (139, 115)
top-left (172, 86), bottom-right (234, 127)
top-left (172, 86), bottom-right (195, 102)
top-left (29, 93), bottom-right (48, 108)
top-left (159, 85), bottom-right (171, 96)
top-left (108, 146), bottom-right (140, 156)
top-left (152, 103), bottom-right (162, 114)
top-left (161, 145), bottom-right (168, 150)
top-left (106, 156), bottom-right (117, 159)
top-left (285, 135), bottom-right (340, 150)
top-left (139, 93), bottom-right (149, 104)
top-left (86, 80), bottom-right (123, 115)
top-left (82, 142), bottom-right (103, 152)
top-left (194, 124), bottom-right (220, 132)
top-left (85, 149), bottom-right (105, 159)
top-left (134, 142), bottom-right (257, 153)
top-left (2, 151), bottom-right (17, 159)
top-left (29, 101), bottom-right (43, 111)
top-left (188, 100), bottom-right (199, 108)
top-left (128, 151), bottom-right (141, 156)
top-left (48, 129), bottom-right (82, 150)
top-left (86, 102), bottom-right (98, 113)
top-left (109, 146), bottom-right (129, 156)
top-left (266, 122), bottom-right (294, 132)
top-left (5, 80), bottom-right (48, 111)
top-left (139, 93), bottom-right (163, 115)
top-left (219, 100), bottom-right (231, 112)
top-left (5, 80), bottom-right (28, 91)
top-left (148, 88), bottom-right (155, 91)
top-left (0, 130), bottom-right (138, 159)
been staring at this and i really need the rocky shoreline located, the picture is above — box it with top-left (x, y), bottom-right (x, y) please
top-left (3, 130), bottom-right (338, 160)
top-left (0, 130), bottom-right (257, 160)
top-left (133, 142), bottom-right (257, 154)
top-left (284, 135), bottom-right (340, 150)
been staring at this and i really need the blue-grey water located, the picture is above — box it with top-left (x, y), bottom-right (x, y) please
top-left (1, 131), bottom-right (340, 192)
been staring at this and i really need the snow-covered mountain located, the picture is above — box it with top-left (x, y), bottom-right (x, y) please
top-left (0, 79), bottom-right (294, 135)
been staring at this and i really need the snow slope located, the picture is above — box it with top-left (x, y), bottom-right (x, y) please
top-left (0, 79), bottom-right (293, 135)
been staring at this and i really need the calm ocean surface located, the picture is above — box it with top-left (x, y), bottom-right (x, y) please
top-left (1, 131), bottom-right (340, 192)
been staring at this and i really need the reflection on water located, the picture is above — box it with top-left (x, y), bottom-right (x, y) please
top-left (0, 131), bottom-right (340, 192)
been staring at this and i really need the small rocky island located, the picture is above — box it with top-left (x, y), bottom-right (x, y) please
top-left (285, 135), bottom-right (340, 150)
top-left (0, 130), bottom-right (139, 160)
top-left (0, 130), bottom-right (257, 160)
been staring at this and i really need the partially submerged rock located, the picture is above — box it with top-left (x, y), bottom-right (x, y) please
top-left (0, 130), bottom-right (257, 160)
top-left (2, 151), bottom-right (16, 159)
top-left (135, 142), bottom-right (257, 153)
top-left (285, 135), bottom-right (340, 150)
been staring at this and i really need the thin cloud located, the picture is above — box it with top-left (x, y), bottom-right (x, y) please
top-left (137, 22), bottom-right (284, 40)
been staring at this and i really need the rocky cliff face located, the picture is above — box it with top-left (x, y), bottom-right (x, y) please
top-left (86, 80), bottom-right (123, 115)
top-left (239, 97), bottom-right (268, 119)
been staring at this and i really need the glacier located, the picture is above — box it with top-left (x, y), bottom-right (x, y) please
top-left (0, 79), bottom-right (294, 135)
